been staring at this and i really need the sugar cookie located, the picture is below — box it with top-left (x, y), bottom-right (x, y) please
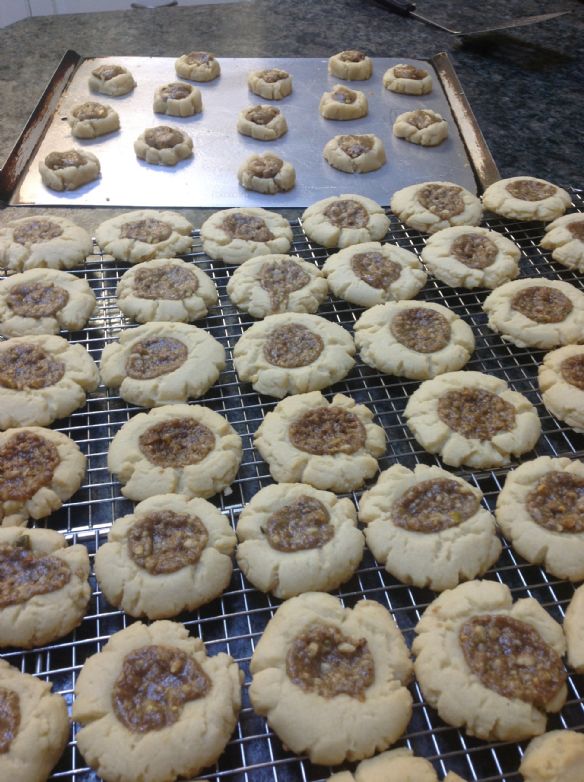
top-left (391, 181), bottom-right (482, 235)
top-left (201, 207), bottom-right (292, 264)
top-left (248, 68), bottom-right (292, 100)
top-left (0, 214), bottom-right (92, 272)
top-left (323, 134), bottom-right (386, 173)
top-left (328, 50), bottom-right (372, 81)
top-left (237, 153), bottom-right (296, 194)
top-left (95, 209), bottom-right (193, 263)
top-left (383, 63), bottom-right (433, 95)
top-left (134, 125), bottom-right (193, 166)
top-left (539, 345), bottom-right (584, 433)
top-left (39, 148), bottom-right (100, 191)
top-left (302, 194), bottom-right (390, 249)
top-left (541, 212), bottom-right (584, 271)
top-left (483, 176), bottom-right (571, 222)
top-left (236, 104), bottom-right (288, 140)
top-left (393, 109), bottom-right (448, 146)
top-left (319, 85), bottom-right (368, 120)
top-left (153, 82), bottom-right (202, 117)
top-left (68, 100), bottom-right (120, 139)
top-left (328, 748), bottom-right (467, 782)
top-left (88, 62), bottom-right (135, 96)
top-left (519, 730), bottom-right (584, 782)
top-left (174, 50), bottom-right (220, 82)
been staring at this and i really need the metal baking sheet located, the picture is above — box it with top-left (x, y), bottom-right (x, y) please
top-left (11, 56), bottom-right (479, 207)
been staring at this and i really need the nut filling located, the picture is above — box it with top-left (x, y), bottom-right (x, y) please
top-left (339, 50), bottom-right (366, 62)
top-left (394, 64), bottom-right (427, 80)
top-left (525, 471), bottom-right (584, 533)
top-left (0, 343), bottom-right (65, 390)
top-left (418, 184), bottom-right (465, 220)
top-left (112, 644), bottom-right (211, 733)
top-left (12, 219), bottom-right (63, 245)
top-left (0, 688), bottom-right (20, 754)
top-left (350, 251), bottom-right (401, 290)
top-left (289, 406), bottom-right (366, 456)
top-left (338, 135), bottom-right (374, 159)
top-left (392, 478), bottom-right (479, 533)
top-left (134, 265), bottom-right (199, 300)
top-left (437, 388), bottom-right (516, 441)
top-left (144, 126), bottom-right (184, 150)
top-left (511, 286), bottom-right (573, 324)
top-left (119, 219), bottom-right (173, 244)
top-left (160, 83), bottom-right (192, 100)
top-left (263, 323), bottom-right (324, 368)
top-left (459, 614), bottom-right (566, 708)
top-left (259, 259), bottom-right (310, 311)
top-left (408, 110), bottom-right (440, 130)
top-left (248, 155), bottom-right (283, 179)
top-left (139, 418), bottom-right (215, 468)
top-left (185, 51), bottom-right (213, 65)
top-left (45, 151), bottom-right (87, 171)
top-left (451, 234), bottom-right (498, 269)
top-left (390, 307), bottom-right (451, 353)
top-left (246, 106), bottom-right (279, 125)
top-left (568, 221), bottom-right (584, 241)
top-left (126, 337), bottom-right (188, 380)
top-left (264, 495), bottom-right (334, 552)
top-left (221, 213), bottom-right (274, 242)
top-left (128, 510), bottom-right (209, 574)
top-left (286, 622), bottom-right (374, 700)
top-left (0, 431), bottom-right (60, 502)
top-left (560, 354), bottom-right (584, 390)
top-left (505, 180), bottom-right (557, 201)
top-left (332, 86), bottom-right (356, 104)
top-left (73, 101), bottom-right (108, 120)
top-left (259, 69), bottom-right (289, 83)
top-left (7, 282), bottom-right (69, 318)
top-left (0, 537), bottom-right (71, 609)
top-left (92, 64), bottom-right (124, 81)
top-left (323, 199), bottom-right (369, 229)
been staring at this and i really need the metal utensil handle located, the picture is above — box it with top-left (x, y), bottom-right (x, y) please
top-left (375, 0), bottom-right (416, 15)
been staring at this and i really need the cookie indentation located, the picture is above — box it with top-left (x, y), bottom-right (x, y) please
top-left (139, 419), bottom-right (215, 467)
top-left (506, 179), bottom-right (556, 201)
top-left (408, 110), bottom-right (440, 130)
top-left (126, 336), bottom-right (188, 380)
top-left (511, 286), bottom-right (573, 324)
top-left (120, 219), bottom-right (173, 244)
top-left (160, 83), bottom-right (192, 101)
top-left (7, 282), bottom-right (69, 318)
top-left (338, 135), bottom-right (374, 159)
top-left (45, 151), bottom-right (86, 171)
top-left (525, 471), bottom-right (584, 533)
top-left (263, 324), bottom-right (323, 368)
top-left (128, 510), bottom-right (209, 574)
top-left (246, 105), bottom-right (279, 125)
top-left (0, 537), bottom-right (71, 608)
top-left (350, 251), bottom-right (401, 290)
top-left (393, 478), bottom-right (479, 533)
top-left (332, 86), bottom-right (356, 104)
top-left (265, 495), bottom-right (333, 551)
top-left (73, 101), bottom-right (108, 120)
top-left (560, 354), bottom-right (584, 390)
top-left (339, 50), bottom-right (366, 62)
top-left (418, 184), bottom-right (464, 219)
top-left (0, 343), bottom-right (65, 389)
top-left (0, 431), bottom-right (60, 502)
top-left (144, 126), bottom-right (184, 150)
top-left (185, 51), bottom-right (212, 65)
top-left (92, 64), bottom-right (124, 81)
top-left (289, 407), bottom-right (365, 455)
top-left (393, 64), bottom-right (426, 79)
top-left (390, 307), bottom-right (451, 353)
top-left (259, 68), bottom-right (288, 83)
top-left (221, 213), bottom-right (274, 242)
top-left (134, 265), bottom-right (198, 300)
top-left (323, 199), bottom-right (369, 229)
top-left (568, 221), bottom-right (584, 241)
top-left (12, 219), bottom-right (64, 245)
top-left (451, 233), bottom-right (498, 269)
top-left (0, 688), bottom-right (20, 754)
top-left (247, 154), bottom-right (283, 179)
top-left (437, 388), bottom-right (516, 441)
top-left (259, 260), bottom-right (310, 311)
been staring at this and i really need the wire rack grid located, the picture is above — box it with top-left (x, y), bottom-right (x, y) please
top-left (1, 189), bottom-right (584, 782)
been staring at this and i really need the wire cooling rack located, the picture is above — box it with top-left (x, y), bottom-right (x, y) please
top-left (1, 189), bottom-right (584, 782)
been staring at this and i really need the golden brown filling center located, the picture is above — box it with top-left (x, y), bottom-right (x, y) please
top-left (394, 64), bottom-right (427, 80)
top-left (139, 418), bottom-right (215, 468)
top-left (246, 105), bottom-right (279, 125)
top-left (0, 688), bottom-right (20, 754)
top-left (12, 219), bottom-right (63, 245)
top-left (120, 218), bottom-right (173, 244)
top-left (112, 644), bottom-right (211, 733)
top-left (0, 431), bottom-right (60, 502)
top-left (45, 150), bottom-right (87, 170)
top-left (259, 259), bottom-right (311, 312)
top-left (437, 388), bottom-right (516, 441)
top-left (160, 83), bottom-right (192, 100)
top-left (459, 614), bottom-right (566, 708)
top-left (408, 110), bottom-right (440, 130)
top-left (0, 536), bottom-right (71, 609)
top-left (73, 101), bottom-right (108, 120)
top-left (289, 406), bottom-right (366, 456)
top-left (126, 337), bottom-right (188, 380)
top-left (568, 220), bottom-right (584, 241)
top-left (418, 184), bottom-right (465, 219)
top-left (128, 510), bottom-right (209, 574)
top-left (260, 68), bottom-right (289, 83)
top-left (340, 50), bottom-right (366, 62)
top-left (286, 622), bottom-right (374, 700)
top-left (351, 251), bottom-right (401, 289)
top-left (0, 343), bottom-right (65, 390)
top-left (525, 471), bottom-right (584, 533)
top-left (221, 213), bottom-right (274, 242)
top-left (185, 51), bottom-right (213, 65)
top-left (511, 286), bottom-right (573, 324)
top-left (393, 478), bottom-right (479, 533)
top-left (7, 282), bottom-right (69, 318)
top-left (134, 265), bottom-right (198, 300)
top-left (390, 307), bottom-right (451, 353)
top-left (338, 135), bottom-right (374, 159)
top-left (323, 199), bottom-right (369, 229)
top-left (560, 354), bottom-right (584, 390)
top-left (248, 155), bottom-right (283, 179)
top-left (451, 233), bottom-right (498, 269)
top-left (144, 126), bottom-right (184, 150)
top-left (332, 86), bottom-right (356, 104)
top-left (93, 64), bottom-right (124, 80)
top-left (265, 495), bottom-right (333, 552)
top-left (263, 323), bottom-right (324, 369)
top-left (506, 179), bottom-right (556, 201)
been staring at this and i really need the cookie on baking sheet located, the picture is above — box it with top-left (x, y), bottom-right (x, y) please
top-left (0, 268), bottom-right (96, 337)
top-left (226, 254), bottom-right (327, 318)
top-left (393, 109), bottom-right (448, 147)
top-left (88, 62), bottom-right (135, 96)
top-left (248, 68), bottom-right (292, 100)
top-left (541, 212), bottom-right (584, 271)
top-left (0, 527), bottom-right (90, 648)
top-left (323, 241), bottom-right (427, 307)
top-left (233, 313), bottom-right (355, 398)
top-left (319, 84), bottom-right (368, 120)
top-left (237, 153), bottom-right (296, 194)
top-left (68, 100), bottom-right (120, 139)
top-left (383, 63), bottom-right (433, 95)
top-left (254, 391), bottom-right (386, 492)
top-left (520, 730), bottom-right (584, 782)
top-left (0, 659), bottom-right (69, 782)
top-left (100, 322), bottom-right (225, 408)
top-left (482, 176), bottom-right (571, 222)
top-left (496, 456), bottom-right (584, 581)
top-left (0, 334), bottom-right (99, 430)
top-left (40, 148), bottom-right (100, 192)
top-left (565, 583), bottom-right (584, 672)
top-left (302, 194), bottom-right (390, 249)
top-left (116, 257), bottom-right (217, 323)
top-left (95, 209), bottom-right (193, 264)
top-left (539, 345), bottom-right (584, 433)
top-left (201, 207), bottom-right (292, 264)
top-left (328, 748), bottom-right (467, 782)
top-left (421, 225), bottom-right (521, 290)
top-left (134, 125), bottom-right (193, 166)
top-left (328, 50), bottom-right (372, 81)
top-left (0, 214), bottom-right (92, 272)
top-left (237, 104), bottom-right (288, 141)
top-left (175, 50), bottom-right (221, 82)
top-left (108, 403), bottom-right (242, 501)
top-left (360, 465), bottom-right (500, 592)
top-left (483, 278), bottom-right (584, 350)
top-left (73, 620), bottom-right (242, 782)
top-left (236, 483), bottom-right (363, 599)
top-left (0, 426), bottom-right (85, 528)
top-left (323, 134), bottom-right (386, 174)
top-left (250, 592), bottom-right (412, 765)
top-left (153, 82), bottom-right (202, 117)
top-left (95, 494), bottom-right (236, 619)
top-left (413, 580), bottom-right (567, 741)
top-left (404, 370), bottom-right (541, 469)
top-left (354, 301), bottom-right (475, 380)
top-left (391, 181), bottom-right (482, 235)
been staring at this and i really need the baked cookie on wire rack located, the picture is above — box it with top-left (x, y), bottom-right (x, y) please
top-left (328, 748), bottom-right (467, 782)
top-left (540, 212), bottom-right (584, 271)
top-left (302, 194), bottom-right (390, 249)
top-left (482, 176), bottom-right (571, 222)
top-left (201, 207), bottom-right (293, 264)
top-left (390, 181), bottom-right (482, 235)
top-left (0, 214), bottom-right (92, 272)
top-left (95, 209), bottom-right (193, 264)
top-left (565, 583), bottom-right (584, 673)
top-left (519, 730), bottom-right (584, 782)
top-left (538, 344), bottom-right (584, 433)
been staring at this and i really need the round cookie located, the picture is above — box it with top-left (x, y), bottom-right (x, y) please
top-left (248, 68), bottom-right (292, 100)
top-left (200, 207), bottom-right (292, 264)
top-left (323, 241), bottom-right (427, 307)
top-left (236, 104), bottom-right (288, 141)
top-left (565, 583), bottom-right (584, 672)
top-left (328, 749), bottom-right (467, 782)
top-left (39, 148), bottom-right (100, 192)
top-left (421, 225), bottom-right (521, 289)
top-left (0, 527), bottom-right (90, 648)
top-left (539, 345), bottom-right (584, 433)
top-left (153, 82), bottom-right (202, 117)
top-left (108, 403), bottom-right (242, 501)
top-left (0, 214), bottom-right (92, 272)
top-left (233, 312), bottom-right (355, 398)
top-left (68, 100), bottom-right (120, 139)
top-left (0, 334), bottom-right (99, 429)
top-left (354, 301), bottom-right (475, 380)
top-left (482, 176), bottom-right (571, 222)
top-left (495, 456), bottom-right (584, 581)
top-left (0, 268), bottom-right (96, 337)
top-left (413, 580), bottom-right (567, 741)
top-left (359, 464), bottom-right (500, 592)
top-left (116, 257), bottom-right (217, 323)
top-left (404, 370), bottom-right (541, 469)
top-left (383, 63), bottom-right (433, 95)
top-left (541, 212), bottom-right (584, 271)
top-left (235, 483), bottom-right (364, 599)
top-left (393, 109), bottom-right (448, 147)
top-left (226, 253), bottom-right (328, 318)
top-left (95, 209), bottom-right (193, 264)
top-left (0, 426), bottom-right (86, 527)
top-left (88, 62), bottom-right (135, 96)
top-left (94, 494), bottom-right (236, 619)
top-left (302, 194), bottom-right (390, 249)
top-left (0, 659), bottom-right (69, 782)
top-left (483, 278), bottom-right (584, 349)
top-left (254, 391), bottom-right (386, 492)
top-left (323, 134), bottom-right (386, 174)
top-left (249, 592), bottom-right (412, 765)
top-left (319, 84), bottom-right (368, 120)
top-left (519, 730), bottom-right (584, 782)
top-left (391, 181), bottom-right (482, 235)
top-left (174, 50), bottom-right (220, 82)
top-left (100, 322), bottom-right (225, 408)
top-left (237, 153), bottom-right (296, 194)
top-left (134, 125), bottom-right (193, 167)
top-left (72, 620), bottom-right (242, 782)
top-left (328, 50), bottom-right (372, 81)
